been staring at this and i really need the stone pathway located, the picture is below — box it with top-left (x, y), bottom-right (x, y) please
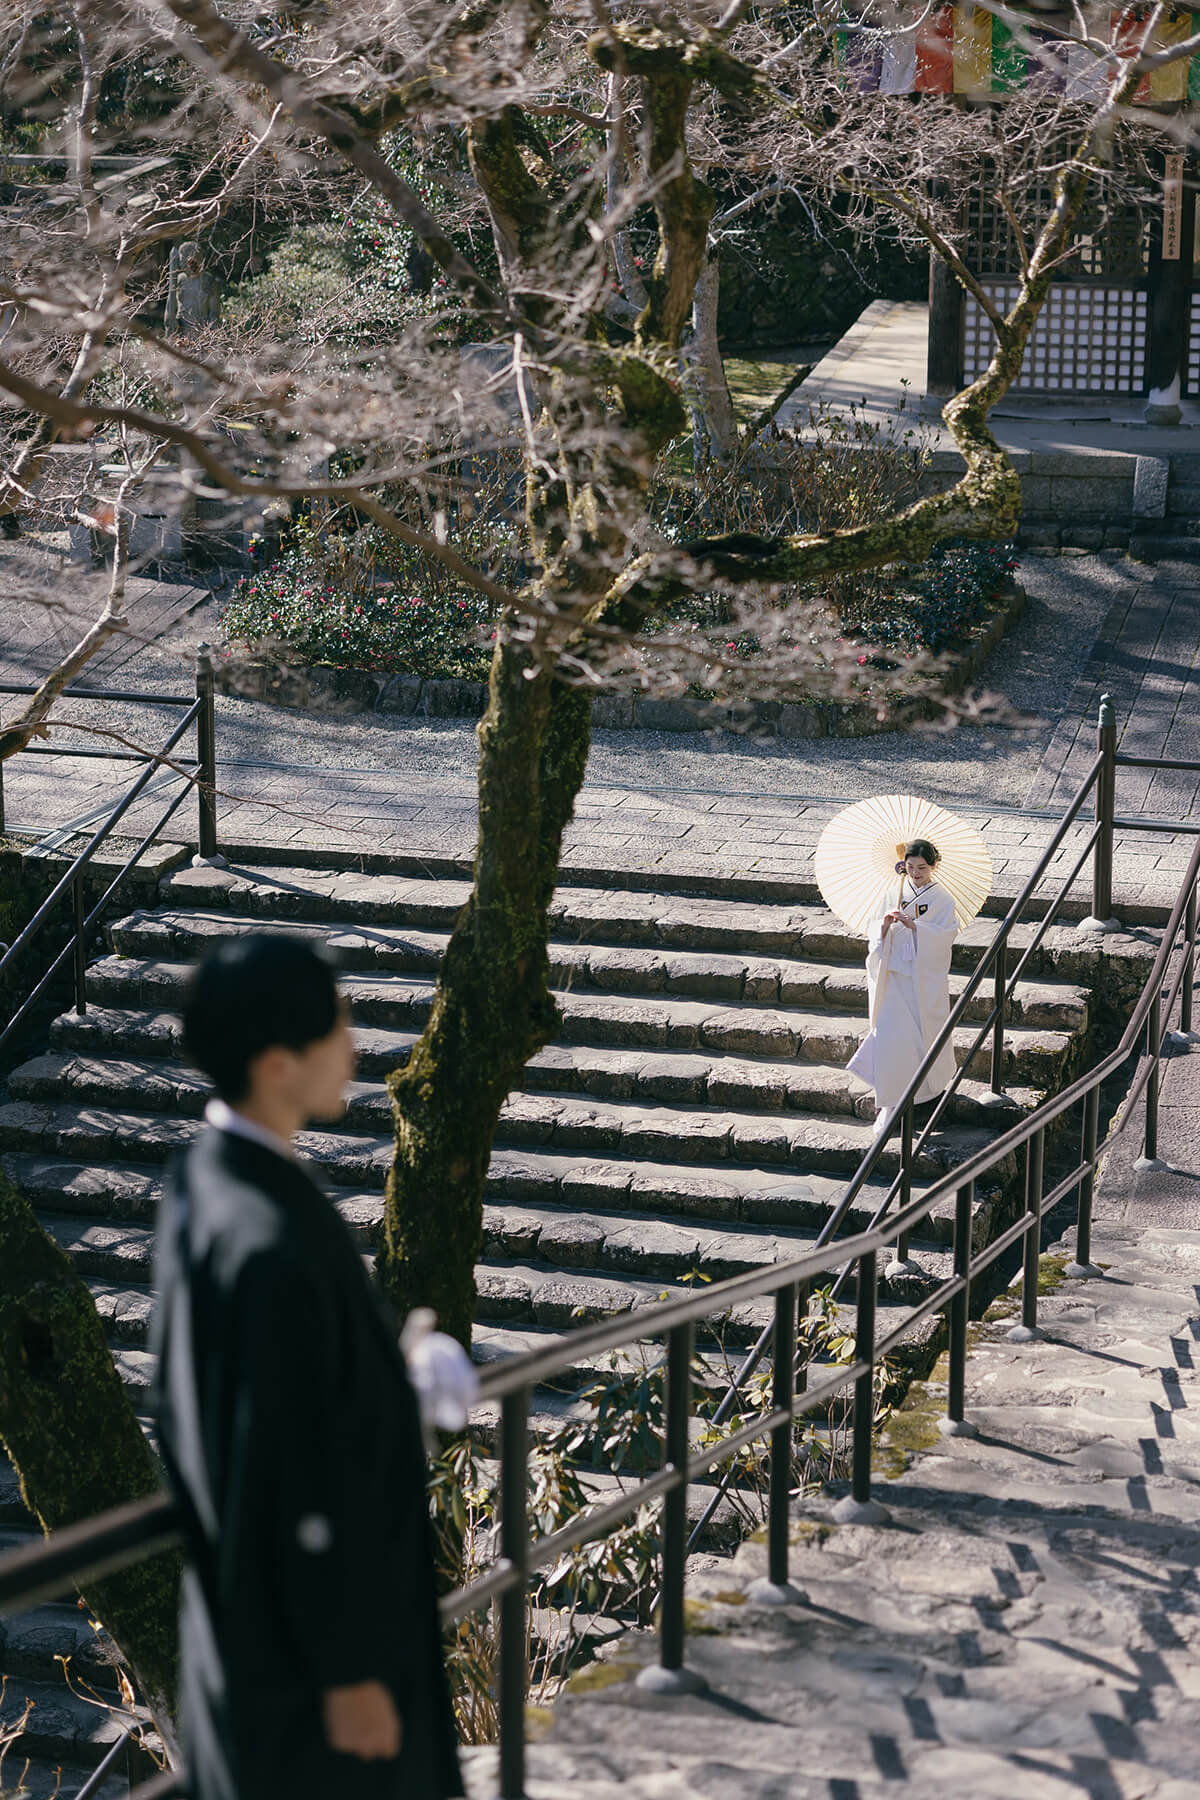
top-left (4, 750), bottom-right (1193, 922)
top-left (1038, 571), bottom-right (1200, 820)
top-left (2, 541), bottom-right (1199, 920)
top-left (464, 1042), bottom-right (1200, 1800)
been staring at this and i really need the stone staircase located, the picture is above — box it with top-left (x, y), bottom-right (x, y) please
top-left (0, 862), bottom-right (1099, 1377)
top-left (0, 857), bottom-right (1153, 1792)
top-left (0, 1450), bottom-right (148, 1799)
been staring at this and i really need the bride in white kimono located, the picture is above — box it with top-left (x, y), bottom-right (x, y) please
top-left (847, 839), bottom-right (959, 1136)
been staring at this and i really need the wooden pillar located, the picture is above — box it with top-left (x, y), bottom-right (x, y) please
top-left (927, 251), bottom-right (964, 407)
top-left (1145, 149), bottom-right (1195, 424)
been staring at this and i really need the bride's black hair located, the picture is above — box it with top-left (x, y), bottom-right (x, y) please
top-left (904, 838), bottom-right (940, 866)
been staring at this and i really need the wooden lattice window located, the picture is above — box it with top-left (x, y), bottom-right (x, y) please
top-left (964, 282), bottom-right (1148, 391)
top-left (1187, 292), bottom-right (1200, 395)
top-left (965, 167), bottom-right (1151, 280)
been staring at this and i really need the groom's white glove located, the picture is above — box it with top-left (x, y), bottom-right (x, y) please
top-left (400, 1307), bottom-right (480, 1431)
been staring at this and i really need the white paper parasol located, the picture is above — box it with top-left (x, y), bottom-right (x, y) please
top-left (815, 794), bottom-right (992, 937)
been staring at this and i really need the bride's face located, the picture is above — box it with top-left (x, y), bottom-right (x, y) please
top-left (906, 855), bottom-right (934, 885)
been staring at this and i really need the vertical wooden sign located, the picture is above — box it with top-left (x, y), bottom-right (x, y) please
top-left (1164, 153), bottom-right (1185, 260)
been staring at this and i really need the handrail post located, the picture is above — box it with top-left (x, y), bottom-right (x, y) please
top-left (1170, 879), bottom-right (1199, 1046)
top-left (747, 1281), bottom-right (806, 1607)
top-left (1066, 1086), bottom-right (1102, 1278)
top-left (1008, 1133), bottom-right (1045, 1342)
top-left (1082, 693), bottom-right (1120, 933)
top-left (637, 1323), bottom-right (706, 1694)
top-left (1134, 986), bottom-right (1169, 1175)
top-left (886, 1104), bottom-right (916, 1280)
top-left (498, 1388), bottom-right (529, 1800)
top-left (990, 939), bottom-right (1007, 1096)
top-left (1186, 883), bottom-right (1197, 1036)
top-left (72, 874), bottom-right (87, 1016)
top-left (833, 1250), bottom-right (889, 1524)
top-left (193, 645), bottom-right (224, 868)
top-left (942, 1179), bottom-right (979, 1432)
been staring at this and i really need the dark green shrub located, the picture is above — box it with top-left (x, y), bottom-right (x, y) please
top-left (841, 540), bottom-right (1019, 655)
top-left (219, 510), bottom-right (500, 678)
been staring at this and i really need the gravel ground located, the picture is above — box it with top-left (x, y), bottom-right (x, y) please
top-left (1, 533), bottom-right (1135, 814)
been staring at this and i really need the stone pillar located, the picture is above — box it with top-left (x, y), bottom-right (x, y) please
top-left (1145, 150), bottom-right (1195, 425)
top-left (926, 251), bottom-right (964, 409)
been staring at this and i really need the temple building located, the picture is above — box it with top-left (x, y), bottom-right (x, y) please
top-left (840, 6), bottom-right (1199, 421)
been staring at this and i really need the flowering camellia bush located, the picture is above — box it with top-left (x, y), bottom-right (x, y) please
top-left (841, 540), bottom-right (1019, 656)
top-left (220, 512), bottom-right (498, 678)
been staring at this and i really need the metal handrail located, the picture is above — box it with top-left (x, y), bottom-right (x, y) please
top-left (681, 740), bottom-right (1107, 1545)
top-left (0, 650), bottom-right (221, 1059)
top-left (73, 1724), bottom-right (138, 1800)
top-left (1, 692), bottom-right (1195, 1800)
top-left (1114, 751), bottom-right (1200, 771)
top-left (0, 683), bottom-right (196, 706)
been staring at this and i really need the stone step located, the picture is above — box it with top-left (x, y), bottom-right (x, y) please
top-left (2, 1141), bottom-right (978, 1242)
top-left (0, 1670), bottom-right (150, 1774)
top-left (108, 908), bottom-right (1090, 1032)
top-left (8, 1050), bottom-right (1025, 1177)
top-left (47, 1012), bottom-right (1042, 1128)
top-left (80, 956), bottom-right (1075, 1085)
top-left (39, 1203), bottom-right (954, 1344)
top-left (0, 1455), bottom-right (29, 1525)
top-left (157, 863), bottom-right (1158, 988)
top-left (0, 1581), bottom-right (125, 1695)
top-left (0, 1090), bottom-right (1015, 1208)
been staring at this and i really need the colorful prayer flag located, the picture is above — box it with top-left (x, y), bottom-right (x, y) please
top-left (833, 4), bottom-right (1198, 108)
top-left (991, 16), bottom-right (1027, 91)
top-left (880, 29), bottom-right (918, 93)
top-left (915, 5), bottom-right (955, 91)
top-left (953, 6), bottom-right (992, 94)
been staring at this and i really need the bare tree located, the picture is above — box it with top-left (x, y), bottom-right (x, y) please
top-left (0, 0), bottom-right (1192, 1743)
top-left (0, 0), bottom-right (1190, 1343)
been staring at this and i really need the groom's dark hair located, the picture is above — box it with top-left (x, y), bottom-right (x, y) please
top-left (182, 933), bottom-right (341, 1102)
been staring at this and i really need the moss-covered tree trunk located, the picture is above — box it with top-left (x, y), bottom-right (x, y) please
top-left (375, 18), bottom-right (1142, 1353)
top-left (380, 650), bottom-right (590, 1346)
top-left (378, 34), bottom-right (710, 1350)
top-left (0, 1169), bottom-right (181, 1747)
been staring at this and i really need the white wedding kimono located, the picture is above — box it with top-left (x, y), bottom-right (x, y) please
top-left (847, 879), bottom-right (959, 1120)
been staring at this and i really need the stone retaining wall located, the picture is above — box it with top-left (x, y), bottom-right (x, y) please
top-left (917, 447), bottom-right (1137, 550)
top-left (215, 580), bottom-right (1025, 738)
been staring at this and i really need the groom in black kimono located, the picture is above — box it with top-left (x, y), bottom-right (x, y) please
top-left (151, 934), bottom-right (463, 1800)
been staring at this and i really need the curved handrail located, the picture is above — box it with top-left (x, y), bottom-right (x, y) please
top-left (0, 651), bottom-right (220, 1055)
top-left (4, 698), bottom-right (1198, 1800)
top-left (8, 823), bottom-right (1194, 1611)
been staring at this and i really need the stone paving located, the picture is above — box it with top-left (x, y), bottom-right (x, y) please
top-left (3, 553), bottom-right (1199, 920)
top-left (3, 533), bottom-right (1200, 918)
top-left (462, 1042), bottom-right (1200, 1800)
top-left (1040, 572), bottom-right (1200, 819)
top-left (6, 745), bottom-right (1194, 921)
